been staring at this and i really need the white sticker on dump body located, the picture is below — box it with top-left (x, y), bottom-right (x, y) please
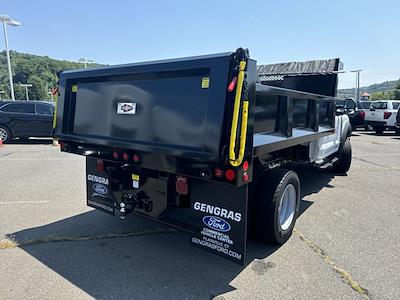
top-left (117, 102), bottom-right (136, 114)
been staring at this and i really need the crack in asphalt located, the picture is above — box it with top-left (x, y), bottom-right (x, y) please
top-left (0, 228), bottom-right (179, 249)
top-left (353, 156), bottom-right (399, 170)
top-left (294, 229), bottom-right (372, 299)
top-left (0, 152), bottom-right (13, 158)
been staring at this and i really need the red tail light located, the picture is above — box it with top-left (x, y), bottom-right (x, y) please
top-left (214, 167), bottom-right (224, 178)
top-left (133, 154), bottom-right (140, 162)
top-left (122, 153), bottom-right (129, 161)
top-left (112, 151), bottom-right (119, 159)
top-left (176, 176), bottom-right (188, 195)
top-left (242, 172), bottom-right (249, 182)
top-left (96, 159), bottom-right (104, 173)
top-left (359, 111), bottom-right (365, 119)
top-left (225, 169), bottom-right (236, 181)
top-left (242, 161), bottom-right (249, 172)
top-left (227, 77), bottom-right (238, 92)
top-left (384, 112), bottom-right (392, 119)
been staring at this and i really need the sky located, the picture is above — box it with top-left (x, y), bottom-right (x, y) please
top-left (1, 0), bottom-right (399, 89)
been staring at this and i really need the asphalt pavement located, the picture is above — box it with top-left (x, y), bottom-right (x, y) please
top-left (0, 132), bottom-right (399, 299)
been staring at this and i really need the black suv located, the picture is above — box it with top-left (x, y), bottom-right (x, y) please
top-left (0, 100), bottom-right (55, 143)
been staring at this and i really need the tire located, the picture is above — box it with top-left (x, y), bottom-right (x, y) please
top-left (252, 168), bottom-right (300, 244)
top-left (0, 125), bottom-right (12, 143)
top-left (374, 127), bottom-right (384, 134)
top-left (333, 138), bottom-right (352, 173)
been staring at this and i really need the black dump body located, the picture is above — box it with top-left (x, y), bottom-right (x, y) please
top-left (54, 49), bottom-right (340, 264)
top-left (54, 50), bottom-right (339, 186)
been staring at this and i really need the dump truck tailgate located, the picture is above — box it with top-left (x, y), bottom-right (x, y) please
top-left (54, 53), bottom-right (248, 162)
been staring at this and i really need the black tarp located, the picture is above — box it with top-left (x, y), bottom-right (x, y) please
top-left (257, 58), bottom-right (343, 97)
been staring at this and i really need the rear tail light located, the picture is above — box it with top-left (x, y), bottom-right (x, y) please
top-left (242, 172), bottom-right (249, 182)
top-left (384, 112), bottom-right (392, 119)
top-left (214, 167), bottom-right (224, 178)
top-left (225, 169), bottom-right (236, 181)
top-left (359, 111), bottom-right (365, 119)
top-left (242, 161), bottom-right (249, 172)
top-left (227, 77), bottom-right (238, 92)
top-left (112, 151), bottom-right (119, 159)
top-left (133, 154), bottom-right (140, 162)
top-left (122, 153), bottom-right (129, 161)
top-left (96, 159), bottom-right (105, 173)
top-left (176, 176), bottom-right (188, 195)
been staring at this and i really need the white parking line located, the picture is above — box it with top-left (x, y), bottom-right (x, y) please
top-left (355, 153), bottom-right (400, 156)
top-left (0, 201), bottom-right (49, 205)
top-left (0, 158), bottom-right (68, 161)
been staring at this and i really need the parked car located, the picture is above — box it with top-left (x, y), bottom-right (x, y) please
top-left (359, 101), bottom-right (372, 110)
top-left (365, 100), bottom-right (400, 134)
top-left (336, 98), bottom-right (365, 130)
top-left (0, 100), bottom-right (55, 143)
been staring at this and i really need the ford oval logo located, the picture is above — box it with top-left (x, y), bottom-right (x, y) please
top-left (202, 216), bottom-right (231, 232)
top-left (93, 183), bottom-right (108, 195)
top-left (121, 104), bottom-right (133, 112)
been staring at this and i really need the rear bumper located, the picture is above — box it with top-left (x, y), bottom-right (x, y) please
top-left (365, 120), bottom-right (387, 127)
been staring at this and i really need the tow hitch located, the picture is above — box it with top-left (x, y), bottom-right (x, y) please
top-left (119, 191), bottom-right (153, 219)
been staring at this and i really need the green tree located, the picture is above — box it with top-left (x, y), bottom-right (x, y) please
top-left (0, 50), bottom-right (103, 101)
top-left (370, 91), bottom-right (395, 100)
top-left (27, 75), bottom-right (46, 100)
top-left (394, 79), bottom-right (400, 100)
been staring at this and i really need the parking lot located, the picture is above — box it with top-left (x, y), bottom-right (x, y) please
top-left (0, 132), bottom-right (399, 299)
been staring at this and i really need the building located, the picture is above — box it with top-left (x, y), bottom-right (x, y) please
top-left (360, 92), bottom-right (370, 100)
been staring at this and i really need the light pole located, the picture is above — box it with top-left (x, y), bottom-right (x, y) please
top-left (0, 15), bottom-right (21, 101)
top-left (19, 83), bottom-right (32, 100)
top-left (350, 70), bottom-right (362, 101)
top-left (78, 57), bottom-right (94, 69)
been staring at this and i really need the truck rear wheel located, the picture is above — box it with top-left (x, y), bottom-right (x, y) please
top-left (252, 169), bottom-right (300, 244)
top-left (332, 138), bottom-right (352, 173)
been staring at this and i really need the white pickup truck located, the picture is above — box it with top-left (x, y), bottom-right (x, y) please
top-left (365, 100), bottom-right (400, 134)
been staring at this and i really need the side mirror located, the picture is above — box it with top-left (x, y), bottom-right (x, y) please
top-left (336, 108), bottom-right (344, 115)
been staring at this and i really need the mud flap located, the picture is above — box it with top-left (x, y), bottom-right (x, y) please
top-left (86, 157), bottom-right (115, 215)
top-left (190, 180), bottom-right (248, 265)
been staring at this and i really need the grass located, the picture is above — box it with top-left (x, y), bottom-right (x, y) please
top-left (0, 237), bottom-right (18, 249)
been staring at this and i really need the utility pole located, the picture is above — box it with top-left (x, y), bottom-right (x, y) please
top-left (0, 15), bottom-right (21, 101)
top-left (19, 83), bottom-right (32, 100)
top-left (350, 70), bottom-right (362, 101)
top-left (78, 57), bottom-right (94, 69)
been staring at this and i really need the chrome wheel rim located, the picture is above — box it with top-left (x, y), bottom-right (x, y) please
top-left (0, 128), bottom-right (7, 141)
top-left (278, 184), bottom-right (296, 231)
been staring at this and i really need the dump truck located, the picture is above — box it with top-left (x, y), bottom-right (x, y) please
top-left (54, 48), bottom-right (351, 264)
